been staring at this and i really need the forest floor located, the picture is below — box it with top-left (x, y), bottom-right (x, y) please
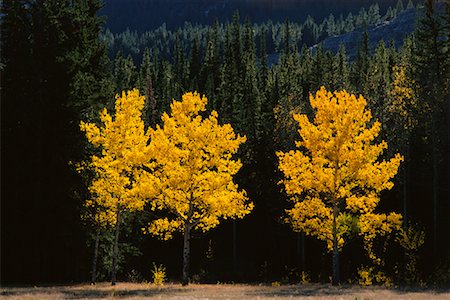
top-left (1, 282), bottom-right (450, 300)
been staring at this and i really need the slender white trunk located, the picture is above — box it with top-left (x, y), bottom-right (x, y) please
top-left (182, 221), bottom-right (191, 286)
top-left (91, 227), bottom-right (100, 285)
top-left (111, 209), bottom-right (121, 286)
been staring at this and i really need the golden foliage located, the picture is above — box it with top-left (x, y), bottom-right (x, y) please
top-left (358, 266), bottom-right (392, 287)
top-left (151, 263), bottom-right (166, 285)
top-left (396, 224), bottom-right (426, 284)
top-left (385, 65), bottom-right (419, 133)
top-left (136, 92), bottom-right (253, 237)
top-left (397, 224), bottom-right (426, 253)
top-left (277, 87), bottom-right (403, 252)
top-left (79, 89), bottom-right (149, 225)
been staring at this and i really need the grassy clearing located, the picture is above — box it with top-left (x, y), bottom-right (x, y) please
top-left (1, 283), bottom-right (449, 299)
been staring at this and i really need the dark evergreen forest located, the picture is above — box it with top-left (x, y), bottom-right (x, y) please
top-left (101, 0), bottom-right (420, 32)
top-left (1, 0), bottom-right (449, 286)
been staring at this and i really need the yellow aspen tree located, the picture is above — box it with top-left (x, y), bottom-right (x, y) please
top-left (135, 92), bottom-right (253, 286)
top-left (80, 89), bottom-right (148, 286)
top-left (277, 87), bottom-right (403, 285)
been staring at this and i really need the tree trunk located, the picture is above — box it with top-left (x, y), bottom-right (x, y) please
top-left (403, 142), bottom-right (412, 227)
top-left (301, 233), bottom-right (305, 271)
top-left (432, 132), bottom-right (438, 258)
top-left (402, 151), bottom-right (409, 227)
top-left (297, 232), bottom-right (305, 270)
top-left (91, 227), bottom-right (100, 285)
top-left (111, 209), bottom-right (121, 286)
top-left (233, 220), bottom-right (237, 276)
top-left (182, 221), bottom-right (191, 286)
top-left (331, 204), bottom-right (340, 286)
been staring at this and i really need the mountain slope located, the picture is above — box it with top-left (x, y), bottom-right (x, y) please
top-left (101, 0), bottom-right (411, 32)
top-left (319, 7), bottom-right (418, 57)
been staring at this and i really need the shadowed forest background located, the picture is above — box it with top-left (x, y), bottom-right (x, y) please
top-left (1, 0), bottom-right (449, 286)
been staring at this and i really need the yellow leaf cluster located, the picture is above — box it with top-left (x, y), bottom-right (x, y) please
top-left (287, 197), bottom-right (355, 250)
top-left (358, 266), bottom-right (392, 287)
top-left (359, 212), bottom-right (402, 263)
top-left (386, 65), bottom-right (418, 130)
top-left (397, 224), bottom-right (425, 253)
top-left (277, 87), bottom-right (403, 252)
top-left (80, 89), bottom-right (149, 225)
top-left (135, 92), bottom-right (253, 237)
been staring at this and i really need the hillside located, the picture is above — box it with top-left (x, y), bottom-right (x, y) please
top-left (319, 6), bottom-right (418, 57)
top-left (322, 9), bottom-right (417, 58)
top-left (101, 0), bottom-right (416, 32)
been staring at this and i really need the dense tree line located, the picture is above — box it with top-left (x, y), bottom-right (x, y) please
top-left (1, 0), bottom-right (114, 283)
top-left (101, 0), bottom-right (419, 33)
top-left (1, 0), bottom-right (449, 285)
top-left (103, 0), bottom-right (416, 62)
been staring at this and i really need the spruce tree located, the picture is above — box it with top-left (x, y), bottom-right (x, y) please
top-left (114, 52), bottom-right (137, 93)
top-left (189, 37), bottom-right (201, 91)
top-left (2, 0), bottom-right (110, 283)
top-left (396, 0), bottom-right (405, 12)
top-left (368, 3), bottom-right (381, 25)
top-left (365, 41), bottom-right (391, 128)
top-left (218, 27), bottom-right (236, 124)
top-left (345, 13), bottom-right (355, 32)
top-left (353, 29), bottom-right (370, 91)
top-left (332, 44), bottom-right (350, 90)
top-left (139, 48), bottom-right (158, 128)
top-left (326, 14), bottom-right (337, 37)
top-left (174, 34), bottom-right (187, 95)
top-left (414, 0), bottom-right (449, 259)
top-left (407, 0), bottom-right (415, 10)
top-left (201, 25), bottom-right (221, 108)
top-left (241, 18), bottom-right (261, 146)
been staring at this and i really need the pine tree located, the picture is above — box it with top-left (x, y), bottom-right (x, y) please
top-left (311, 44), bottom-right (325, 90)
top-left (368, 3), bottom-right (381, 25)
top-left (241, 18), bottom-right (261, 146)
top-left (219, 12), bottom-right (243, 131)
top-left (299, 44), bottom-right (313, 100)
top-left (365, 41), bottom-right (391, 128)
top-left (189, 37), bottom-right (201, 91)
top-left (332, 44), bottom-right (350, 90)
top-left (353, 29), bottom-right (370, 91)
top-left (356, 7), bottom-right (368, 27)
top-left (218, 28), bottom-right (236, 124)
top-left (385, 7), bottom-right (396, 21)
top-left (326, 14), bottom-right (337, 37)
top-left (174, 34), bottom-right (187, 95)
top-left (259, 27), bottom-right (269, 92)
top-left (407, 0), bottom-right (415, 10)
top-left (65, 0), bottom-right (115, 120)
top-left (345, 13), bottom-right (355, 32)
top-left (396, 0), bottom-right (405, 12)
top-left (114, 52), bottom-right (137, 93)
top-left (202, 40), bottom-right (217, 104)
top-left (2, 0), bottom-right (111, 282)
top-left (283, 17), bottom-right (292, 53)
top-left (200, 24), bottom-right (221, 107)
top-left (413, 0), bottom-right (449, 258)
top-left (384, 65), bottom-right (418, 225)
top-left (138, 50), bottom-right (158, 128)
top-left (258, 27), bottom-right (273, 142)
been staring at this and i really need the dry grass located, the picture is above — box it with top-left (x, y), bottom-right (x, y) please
top-left (1, 282), bottom-right (449, 299)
